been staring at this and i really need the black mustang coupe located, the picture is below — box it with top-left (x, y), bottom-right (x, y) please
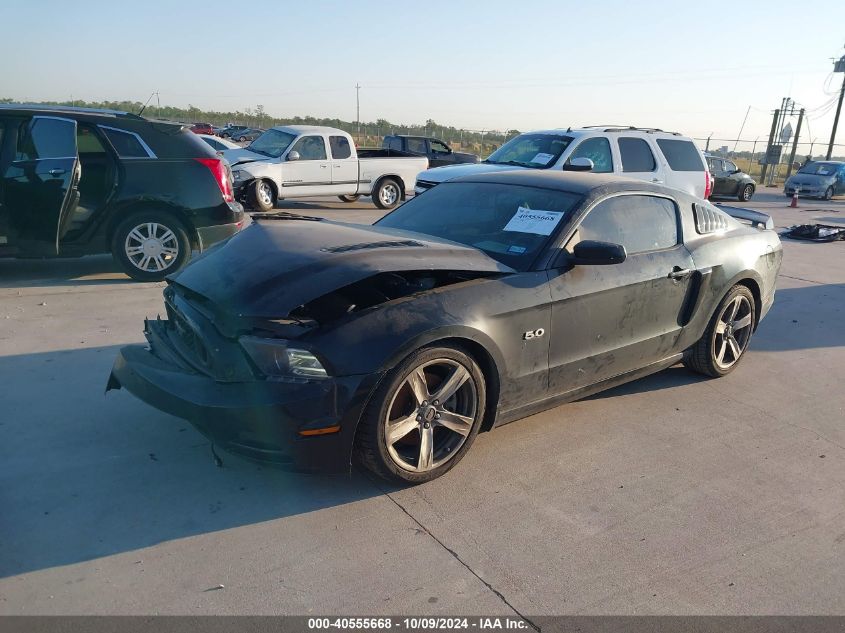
top-left (109, 171), bottom-right (782, 483)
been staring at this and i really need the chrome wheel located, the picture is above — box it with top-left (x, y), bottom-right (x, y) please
top-left (384, 359), bottom-right (478, 473)
top-left (379, 182), bottom-right (399, 207)
top-left (124, 222), bottom-right (180, 273)
top-left (713, 295), bottom-right (753, 370)
top-left (257, 181), bottom-right (274, 207)
top-left (741, 184), bottom-right (753, 201)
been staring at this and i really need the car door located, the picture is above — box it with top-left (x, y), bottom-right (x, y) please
top-left (722, 159), bottom-right (741, 196)
top-left (328, 134), bottom-right (358, 195)
top-left (547, 193), bottom-right (696, 394)
top-left (837, 165), bottom-right (845, 195)
top-left (616, 137), bottom-right (665, 186)
top-left (0, 115), bottom-right (80, 255)
top-left (708, 158), bottom-right (728, 195)
top-left (280, 134), bottom-right (333, 196)
top-left (429, 139), bottom-right (452, 167)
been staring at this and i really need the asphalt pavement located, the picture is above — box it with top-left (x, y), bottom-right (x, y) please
top-left (0, 189), bottom-right (843, 615)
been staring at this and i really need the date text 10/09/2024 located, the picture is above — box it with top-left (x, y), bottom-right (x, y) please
top-left (307, 617), bottom-right (530, 630)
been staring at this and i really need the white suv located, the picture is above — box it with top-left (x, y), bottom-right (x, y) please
top-left (414, 126), bottom-right (713, 199)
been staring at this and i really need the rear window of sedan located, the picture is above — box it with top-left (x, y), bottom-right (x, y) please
top-left (656, 139), bottom-right (705, 171)
top-left (376, 182), bottom-right (582, 270)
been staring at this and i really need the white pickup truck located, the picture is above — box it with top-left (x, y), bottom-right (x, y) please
top-left (223, 125), bottom-right (428, 211)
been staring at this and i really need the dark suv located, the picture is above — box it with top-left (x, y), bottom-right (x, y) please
top-left (0, 105), bottom-right (244, 280)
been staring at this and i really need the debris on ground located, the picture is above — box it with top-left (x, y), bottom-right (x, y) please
top-left (782, 224), bottom-right (845, 242)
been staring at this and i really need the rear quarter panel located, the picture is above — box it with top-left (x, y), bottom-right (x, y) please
top-left (358, 156), bottom-right (429, 194)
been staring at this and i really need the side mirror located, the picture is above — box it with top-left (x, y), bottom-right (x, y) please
top-left (287, 151), bottom-right (300, 161)
top-left (732, 168), bottom-right (742, 175)
top-left (570, 240), bottom-right (627, 265)
top-left (563, 157), bottom-right (594, 172)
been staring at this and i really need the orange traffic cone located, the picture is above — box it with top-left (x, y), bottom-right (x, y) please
top-left (790, 191), bottom-right (799, 208)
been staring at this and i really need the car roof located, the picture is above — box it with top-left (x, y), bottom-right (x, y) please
top-left (447, 169), bottom-right (677, 197)
top-left (518, 127), bottom-right (690, 140)
top-left (272, 125), bottom-right (346, 134)
top-left (0, 103), bottom-right (143, 120)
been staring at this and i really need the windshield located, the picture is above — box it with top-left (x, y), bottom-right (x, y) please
top-left (375, 182), bottom-right (582, 270)
top-left (485, 134), bottom-right (574, 168)
top-left (247, 129), bottom-right (297, 158)
top-left (797, 162), bottom-right (839, 176)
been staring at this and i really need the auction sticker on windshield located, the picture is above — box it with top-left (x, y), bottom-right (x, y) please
top-left (503, 207), bottom-right (564, 235)
top-left (530, 152), bottom-right (555, 165)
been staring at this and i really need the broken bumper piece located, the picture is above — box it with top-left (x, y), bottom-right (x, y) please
top-left (107, 323), bottom-right (375, 472)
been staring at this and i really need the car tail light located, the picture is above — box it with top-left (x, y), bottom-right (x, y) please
top-left (195, 157), bottom-right (234, 203)
top-left (704, 170), bottom-right (713, 199)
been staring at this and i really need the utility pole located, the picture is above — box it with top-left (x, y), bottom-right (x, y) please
top-left (733, 105), bottom-right (751, 152)
top-left (705, 134), bottom-right (712, 152)
top-left (826, 54), bottom-right (845, 160)
top-left (760, 108), bottom-right (780, 186)
top-left (785, 108), bottom-right (804, 180)
top-left (355, 83), bottom-right (361, 144)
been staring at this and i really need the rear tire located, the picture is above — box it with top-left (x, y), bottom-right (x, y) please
top-left (112, 211), bottom-right (191, 282)
top-left (338, 194), bottom-right (360, 203)
top-left (683, 284), bottom-right (756, 378)
top-left (248, 179), bottom-right (276, 212)
top-left (373, 178), bottom-right (401, 210)
top-left (738, 183), bottom-right (754, 201)
top-left (354, 345), bottom-right (486, 484)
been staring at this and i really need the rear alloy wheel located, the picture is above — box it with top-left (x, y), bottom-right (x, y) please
top-left (373, 178), bottom-right (401, 210)
top-left (249, 179), bottom-right (276, 212)
top-left (112, 212), bottom-right (191, 282)
top-left (824, 186), bottom-right (834, 201)
top-left (355, 346), bottom-right (486, 483)
top-left (338, 194), bottom-right (360, 203)
top-left (684, 285), bottom-right (755, 377)
top-left (739, 183), bottom-right (754, 201)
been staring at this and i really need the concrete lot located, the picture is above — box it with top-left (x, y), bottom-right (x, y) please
top-left (0, 190), bottom-right (843, 616)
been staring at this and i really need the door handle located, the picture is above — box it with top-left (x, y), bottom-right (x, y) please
top-left (668, 267), bottom-right (693, 280)
top-left (651, 178), bottom-right (663, 183)
top-left (48, 168), bottom-right (66, 176)
top-left (320, 164), bottom-right (328, 168)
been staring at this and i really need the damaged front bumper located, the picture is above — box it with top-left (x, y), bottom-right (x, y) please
top-left (107, 319), bottom-right (378, 472)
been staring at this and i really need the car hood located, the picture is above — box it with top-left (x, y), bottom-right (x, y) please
top-left (787, 173), bottom-right (835, 186)
top-left (417, 162), bottom-right (525, 184)
top-left (169, 216), bottom-right (513, 318)
top-left (222, 147), bottom-right (271, 167)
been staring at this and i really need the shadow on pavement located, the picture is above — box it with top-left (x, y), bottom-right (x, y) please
top-left (0, 255), bottom-right (133, 288)
top-left (0, 344), bottom-right (382, 578)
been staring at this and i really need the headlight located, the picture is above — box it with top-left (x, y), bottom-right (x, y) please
top-left (239, 336), bottom-right (328, 380)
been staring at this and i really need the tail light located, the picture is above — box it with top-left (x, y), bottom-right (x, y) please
top-left (195, 157), bottom-right (234, 203)
top-left (704, 170), bottom-right (713, 199)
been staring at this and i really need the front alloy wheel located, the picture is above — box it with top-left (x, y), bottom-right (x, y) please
top-left (355, 346), bottom-right (486, 483)
top-left (373, 178), bottom-right (401, 210)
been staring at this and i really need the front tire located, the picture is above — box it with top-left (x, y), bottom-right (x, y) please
top-left (683, 284), bottom-right (756, 378)
top-left (738, 183), bottom-right (754, 201)
top-left (338, 194), bottom-right (360, 203)
top-left (248, 179), bottom-right (276, 212)
top-left (373, 178), bottom-right (401, 210)
top-left (112, 211), bottom-right (191, 282)
top-left (354, 345), bottom-right (486, 484)
top-left (824, 186), bottom-right (834, 201)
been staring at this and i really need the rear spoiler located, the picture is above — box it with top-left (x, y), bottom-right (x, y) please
top-left (715, 204), bottom-right (774, 230)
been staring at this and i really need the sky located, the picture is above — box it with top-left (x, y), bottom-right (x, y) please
top-left (2, 0), bottom-right (845, 152)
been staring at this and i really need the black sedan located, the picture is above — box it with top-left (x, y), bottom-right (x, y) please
top-left (108, 171), bottom-right (782, 483)
top-left (705, 154), bottom-right (757, 201)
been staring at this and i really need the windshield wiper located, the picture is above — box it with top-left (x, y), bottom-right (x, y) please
top-left (253, 212), bottom-right (323, 222)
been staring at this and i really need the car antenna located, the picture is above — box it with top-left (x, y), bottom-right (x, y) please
top-left (137, 91), bottom-right (158, 116)
top-left (566, 126), bottom-right (571, 132)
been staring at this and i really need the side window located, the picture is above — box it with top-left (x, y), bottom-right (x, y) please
top-left (329, 135), bottom-right (352, 159)
top-left (101, 127), bottom-right (152, 158)
top-left (618, 137), bottom-right (656, 172)
top-left (290, 135), bottom-right (327, 160)
top-left (430, 140), bottom-right (450, 154)
top-left (656, 139), bottom-right (705, 171)
top-left (16, 117), bottom-right (77, 160)
top-left (566, 137), bottom-right (613, 173)
top-left (724, 160), bottom-right (738, 172)
top-left (406, 138), bottom-right (427, 154)
top-left (389, 137), bottom-right (402, 151)
top-left (77, 126), bottom-right (107, 154)
top-left (571, 195), bottom-right (679, 255)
